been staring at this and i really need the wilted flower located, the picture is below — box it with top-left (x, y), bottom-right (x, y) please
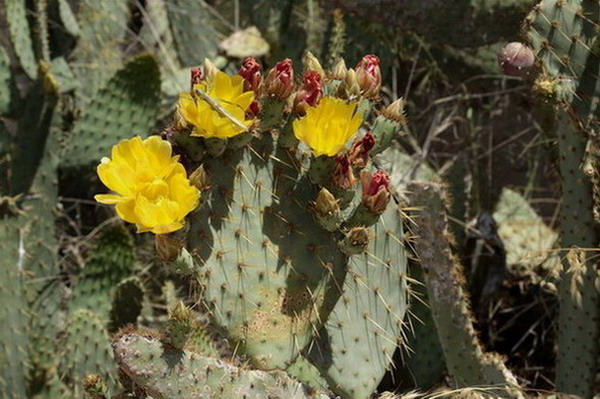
top-left (203, 58), bottom-right (219, 83)
top-left (348, 131), bottom-right (375, 169)
top-left (178, 71), bottom-right (255, 139)
top-left (381, 98), bottom-right (406, 123)
top-left (355, 54), bottom-right (381, 98)
top-left (264, 59), bottom-right (294, 100)
top-left (294, 71), bottom-right (323, 115)
top-left (360, 170), bottom-right (391, 214)
top-left (314, 187), bottom-right (340, 216)
top-left (95, 136), bottom-right (200, 234)
top-left (303, 51), bottom-right (325, 78)
top-left (338, 68), bottom-right (361, 98)
top-left (293, 97), bottom-right (363, 157)
top-left (332, 154), bottom-right (356, 190)
top-left (239, 57), bottom-right (262, 93)
top-left (330, 59), bottom-right (348, 80)
top-left (190, 67), bottom-right (203, 88)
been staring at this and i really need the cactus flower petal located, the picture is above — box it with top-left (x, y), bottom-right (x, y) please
top-left (95, 136), bottom-right (200, 234)
top-left (178, 71), bottom-right (255, 139)
top-left (293, 97), bottom-right (363, 157)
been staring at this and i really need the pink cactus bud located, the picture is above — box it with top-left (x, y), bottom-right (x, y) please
top-left (239, 57), bottom-right (262, 93)
top-left (332, 154), bottom-right (356, 190)
top-left (264, 59), bottom-right (295, 100)
top-left (498, 42), bottom-right (535, 77)
top-left (190, 67), bottom-right (203, 88)
top-left (348, 131), bottom-right (375, 169)
top-left (356, 55), bottom-right (382, 99)
top-left (361, 170), bottom-right (391, 214)
top-left (294, 71), bottom-right (323, 115)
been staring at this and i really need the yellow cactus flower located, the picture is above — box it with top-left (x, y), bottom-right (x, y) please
top-left (178, 71), bottom-right (255, 139)
top-left (95, 136), bottom-right (200, 234)
top-left (293, 97), bottom-right (363, 157)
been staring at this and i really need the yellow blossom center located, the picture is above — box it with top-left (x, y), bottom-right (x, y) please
top-left (292, 97), bottom-right (363, 157)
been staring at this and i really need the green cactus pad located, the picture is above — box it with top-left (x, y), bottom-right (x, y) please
top-left (165, 0), bottom-right (219, 67)
top-left (71, 0), bottom-right (129, 96)
top-left (5, 0), bottom-right (38, 79)
top-left (70, 225), bottom-right (136, 320)
top-left (526, 3), bottom-right (600, 390)
top-left (526, 0), bottom-right (600, 131)
top-left (29, 280), bottom-right (66, 385)
top-left (0, 216), bottom-right (29, 399)
top-left (493, 188), bottom-right (560, 275)
top-left (397, 263), bottom-right (446, 389)
top-left (307, 204), bottom-right (408, 399)
top-left (109, 276), bottom-right (145, 332)
top-left (0, 45), bottom-right (11, 115)
top-left (407, 182), bottom-right (522, 398)
top-left (57, 0), bottom-right (80, 37)
top-left (113, 332), bottom-right (329, 399)
top-left (61, 54), bottom-right (161, 168)
top-left (188, 138), bottom-right (347, 370)
top-left (139, 0), bottom-right (180, 67)
top-left (59, 309), bottom-right (117, 395)
top-left (286, 355), bottom-right (329, 392)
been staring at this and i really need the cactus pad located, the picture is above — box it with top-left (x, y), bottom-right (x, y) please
top-left (114, 332), bottom-right (329, 399)
top-left (188, 138), bottom-right (348, 370)
top-left (0, 216), bottom-right (29, 399)
top-left (61, 54), bottom-right (161, 168)
top-left (307, 204), bottom-right (408, 399)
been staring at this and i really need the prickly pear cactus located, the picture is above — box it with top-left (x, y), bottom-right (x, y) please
top-left (525, 2), bottom-right (600, 397)
top-left (94, 52), bottom-right (410, 398)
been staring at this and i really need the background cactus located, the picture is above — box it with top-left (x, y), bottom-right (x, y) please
top-left (525, 1), bottom-right (600, 397)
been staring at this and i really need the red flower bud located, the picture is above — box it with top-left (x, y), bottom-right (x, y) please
top-left (348, 131), bottom-right (375, 169)
top-left (190, 67), bottom-right (203, 89)
top-left (361, 170), bottom-right (390, 214)
top-left (239, 57), bottom-right (262, 93)
top-left (247, 100), bottom-right (261, 119)
top-left (356, 55), bottom-right (382, 99)
top-left (294, 71), bottom-right (323, 115)
top-left (264, 59), bottom-right (295, 100)
top-left (332, 154), bottom-right (356, 190)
